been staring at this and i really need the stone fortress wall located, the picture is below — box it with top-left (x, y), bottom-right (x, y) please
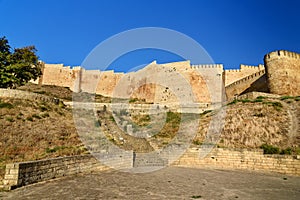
top-left (264, 50), bottom-right (300, 96)
top-left (33, 50), bottom-right (300, 103)
top-left (224, 64), bottom-right (265, 86)
top-left (225, 68), bottom-right (267, 100)
top-left (34, 61), bottom-right (259, 103)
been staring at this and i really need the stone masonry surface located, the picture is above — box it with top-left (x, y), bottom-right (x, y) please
top-left (3, 155), bottom-right (109, 190)
top-left (173, 147), bottom-right (300, 176)
top-left (265, 50), bottom-right (300, 96)
top-left (3, 147), bottom-right (300, 190)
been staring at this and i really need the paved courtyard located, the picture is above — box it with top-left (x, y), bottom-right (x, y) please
top-left (1, 167), bottom-right (299, 200)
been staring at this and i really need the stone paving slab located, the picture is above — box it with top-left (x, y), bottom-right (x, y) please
top-left (0, 167), bottom-right (299, 200)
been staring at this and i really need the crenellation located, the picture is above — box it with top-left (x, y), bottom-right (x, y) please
top-left (190, 64), bottom-right (223, 69)
top-left (265, 50), bottom-right (300, 61)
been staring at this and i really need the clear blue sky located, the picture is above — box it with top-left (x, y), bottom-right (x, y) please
top-left (1, 0), bottom-right (299, 71)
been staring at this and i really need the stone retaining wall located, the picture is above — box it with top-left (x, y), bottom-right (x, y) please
top-left (237, 91), bottom-right (280, 100)
top-left (3, 155), bottom-right (109, 190)
top-left (173, 148), bottom-right (300, 176)
top-left (3, 148), bottom-right (300, 190)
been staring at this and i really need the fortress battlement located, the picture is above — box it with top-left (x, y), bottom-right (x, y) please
top-left (191, 64), bottom-right (223, 69)
top-left (225, 64), bottom-right (264, 73)
top-left (225, 69), bottom-right (242, 72)
top-left (264, 50), bottom-right (300, 61)
top-left (240, 64), bottom-right (265, 70)
top-left (72, 66), bottom-right (83, 70)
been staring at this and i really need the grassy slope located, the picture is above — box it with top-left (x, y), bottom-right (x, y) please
top-left (194, 97), bottom-right (300, 152)
top-left (0, 97), bottom-right (87, 184)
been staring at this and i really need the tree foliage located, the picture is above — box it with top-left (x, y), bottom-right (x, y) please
top-left (0, 37), bottom-right (42, 88)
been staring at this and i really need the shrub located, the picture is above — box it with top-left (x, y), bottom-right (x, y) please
top-left (295, 147), bottom-right (300, 155)
top-left (260, 144), bottom-right (280, 154)
top-left (201, 110), bottom-right (212, 115)
top-left (32, 114), bottom-right (41, 119)
top-left (256, 96), bottom-right (266, 100)
top-left (253, 98), bottom-right (263, 103)
top-left (132, 114), bottom-right (151, 126)
top-left (280, 147), bottom-right (292, 155)
top-left (39, 105), bottom-right (48, 112)
top-left (94, 120), bottom-right (101, 127)
top-left (263, 101), bottom-right (283, 111)
top-left (0, 102), bottom-right (14, 109)
top-left (192, 140), bottom-right (202, 146)
top-left (45, 146), bottom-right (66, 153)
top-left (191, 195), bottom-right (202, 199)
top-left (227, 99), bottom-right (238, 105)
top-left (166, 111), bottom-right (180, 123)
top-left (45, 147), bottom-right (56, 153)
top-left (58, 101), bottom-right (65, 108)
top-left (280, 96), bottom-right (294, 100)
top-left (253, 113), bottom-right (264, 117)
top-left (109, 115), bottom-right (115, 122)
top-left (5, 116), bottom-right (14, 122)
top-left (35, 91), bottom-right (47, 95)
top-left (129, 98), bottom-right (139, 103)
top-left (26, 116), bottom-right (33, 121)
top-left (272, 102), bottom-right (283, 110)
top-left (40, 112), bottom-right (50, 118)
top-left (241, 99), bottom-right (251, 103)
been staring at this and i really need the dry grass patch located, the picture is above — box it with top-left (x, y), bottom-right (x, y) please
top-left (0, 97), bottom-right (87, 183)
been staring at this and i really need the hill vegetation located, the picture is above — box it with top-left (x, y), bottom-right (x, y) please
top-left (0, 94), bottom-right (87, 185)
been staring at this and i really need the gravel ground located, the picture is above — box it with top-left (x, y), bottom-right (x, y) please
top-left (1, 167), bottom-right (299, 200)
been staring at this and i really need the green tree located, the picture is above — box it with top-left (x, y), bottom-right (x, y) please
top-left (0, 36), bottom-right (42, 88)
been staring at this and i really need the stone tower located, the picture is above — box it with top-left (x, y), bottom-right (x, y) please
top-left (264, 50), bottom-right (300, 96)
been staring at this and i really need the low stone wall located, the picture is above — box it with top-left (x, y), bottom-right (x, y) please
top-left (0, 89), bottom-right (59, 104)
top-left (237, 91), bottom-right (280, 100)
top-left (3, 148), bottom-right (300, 190)
top-left (3, 155), bottom-right (109, 190)
top-left (173, 148), bottom-right (300, 176)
